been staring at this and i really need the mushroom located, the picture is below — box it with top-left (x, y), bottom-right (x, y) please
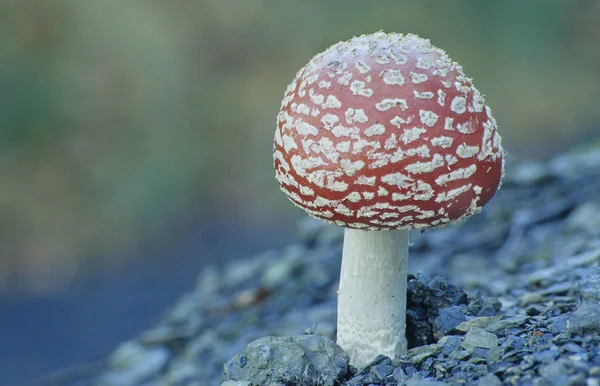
top-left (273, 32), bottom-right (504, 367)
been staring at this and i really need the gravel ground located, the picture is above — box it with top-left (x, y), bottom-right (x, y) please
top-left (31, 146), bottom-right (600, 385)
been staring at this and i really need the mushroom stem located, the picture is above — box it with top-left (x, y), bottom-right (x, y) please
top-left (337, 228), bottom-right (408, 367)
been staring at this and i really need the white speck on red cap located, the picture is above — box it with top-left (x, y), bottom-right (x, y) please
top-left (274, 32), bottom-right (504, 230)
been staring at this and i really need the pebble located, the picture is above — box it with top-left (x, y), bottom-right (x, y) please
top-left (511, 161), bottom-right (550, 185)
top-left (223, 334), bottom-right (350, 386)
top-left (568, 302), bottom-right (600, 334)
top-left (434, 306), bottom-right (466, 335)
top-left (260, 246), bottom-right (304, 288)
top-left (221, 381), bottom-right (251, 386)
top-left (579, 266), bottom-right (600, 302)
top-left (567, 202), bottom-right (600, 236)
top-left (99, 342), bottom-right (169, 386)
top-left (461, 327), bottom-right (498, 351)
top-left (486, 315), bottom-right (529, 333)
top-left (477, 373), bottom-right (502, 386)
top-left (527, 248), bottom-right (600, 284)
top-left (408, 343), bottom-right (443, 364)
top-left (442, 336), bottom-right (461, 356)
top-left (405, 378), bottom-right (448, 386)
top-left (455, 316), bottom-right (502, 332)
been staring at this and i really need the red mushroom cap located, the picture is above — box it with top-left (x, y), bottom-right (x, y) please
top-left (274, 32), bottom-right (504, 230)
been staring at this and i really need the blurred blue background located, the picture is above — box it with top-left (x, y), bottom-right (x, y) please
top-left (1, 1), bottom-right (599, 384)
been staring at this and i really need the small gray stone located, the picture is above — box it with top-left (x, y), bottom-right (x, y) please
top-left (223, 334), bottom-right (349, 386)
top-left (462, 327), bottom-right (500, 363)
top-left (561, 343), bottom-right (585, 354)
top-left (442, 335), bottom-right (462, 356)
top-left (140, 324), bottom-right (190, 345)
top-left (528, 249), bottom-right (600, 284)
top-left (540, 281), bottom-right (573, 296)
top-left (539, 360), bottom-right (570, 386)
top-left (371, 363), bottom-right (394, 381)
top-left (221, 381), bottom-right (252, 386)
top-left (477, 373), bottom-right (502, 386)
top-left (486, 315), bottom-right (528, 333)
top-left (405, 377), bottom-right (448, 385)
top-left (567, 373), bottom-right (587, 386)
top-left (435, 306), bottom-right (467, 336)
top-left (167, 293), bottom-right (201, 323)
top-left (579, 267), bottom-right (600, 302)
top-left (589, 379), bottom-right (600, 386)
top-left (502, 335), bottom-right (527, 351)
top-left (449, 349), bottom-right (471, 360)
top-left (568, 301), bottom-right (600, 335)
top-left (224, 255), bottom-right (271, 289)
top-left (261, 247), bottom-right (304, 288)
top-left (566, 202), bottom-right (600, 236)
top-left (162, 358), bottom-right (201, 384)
top-left (100, 343), bottom-right (169, 386)
top-left (455, 316), bottom-right (502, 332)
top-left (462, 327), bottom-right (499, 350)
top-left (534, 349), bottom-right (559, 364)
top-left (196, 264), bottom-right (221, 297)
top-left (519, 292), bottom-right (544, 306)
top-left (512, 161), bottom-right (549, 185)
top-left (472, 347), bottom-right (490, 359)
top-left (548, 315), bottom-right (569, 334)
top-left (408, 342), bottom-right (443, 364)
top-left (393, 366), bottom-right (407, 381)
top-left (462, 363), bottom-right (489, 378)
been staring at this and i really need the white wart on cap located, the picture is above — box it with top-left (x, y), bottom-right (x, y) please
top-left (274, 32), bottom-right (504, 230)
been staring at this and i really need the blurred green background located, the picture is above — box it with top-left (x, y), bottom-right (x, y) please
top-left (2, 0), bottom-right (599, 293)
top-left (1, 0), bottom-right (600, 383)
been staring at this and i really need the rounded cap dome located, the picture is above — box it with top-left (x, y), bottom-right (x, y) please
top-left (274, 32), bottom-right (504, 230)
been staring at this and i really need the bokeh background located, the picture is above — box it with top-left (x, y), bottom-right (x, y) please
top-left (1, 1), bottom-right (599, 384)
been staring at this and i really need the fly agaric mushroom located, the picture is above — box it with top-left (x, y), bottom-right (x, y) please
top-left (273, 32), bottom-right (504, 367)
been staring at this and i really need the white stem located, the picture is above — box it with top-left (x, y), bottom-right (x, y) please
top-left (336, 228), bottom-right (408, 368)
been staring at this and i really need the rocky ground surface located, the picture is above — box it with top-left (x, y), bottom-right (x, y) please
top-left (31, 146), bottom-right (600, 385)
